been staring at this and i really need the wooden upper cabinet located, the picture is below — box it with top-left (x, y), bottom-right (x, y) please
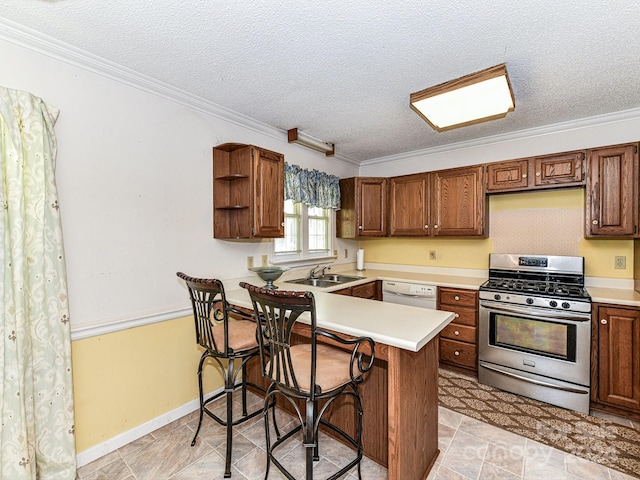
top-left (533, 151), bottom-right (584, 188)
top-left (593, 304), bottom-right (640, 414)
top-left (253, 147), bottom-right (285, 237)
top-left (486, 151), bottom-right (584, 193)
top-left (432, 166), bottom-right (487, 237)
top-left (388, 173), bottom-right (430, 236)
top-left (336, 177), bottom-right (387, 238)
top-left (213, 143), bottom-right (284, 239)
top-left (585, 143), bottom-right (638, 238)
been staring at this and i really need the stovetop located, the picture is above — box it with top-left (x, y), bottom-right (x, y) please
top-left (479, 254), bottom-right (591, 311)
top-left (481, 277), bottom-right (590, 300)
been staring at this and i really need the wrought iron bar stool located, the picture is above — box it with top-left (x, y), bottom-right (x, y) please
top-left (240, 282), bottom-right (375, 480)
top-left (177, 272), bottom-right (265, 478)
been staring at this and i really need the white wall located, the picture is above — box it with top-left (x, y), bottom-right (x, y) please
top-left (360, 109), bottom-right (640, 177)
top-left (0, 32), bottom-right (359, 332)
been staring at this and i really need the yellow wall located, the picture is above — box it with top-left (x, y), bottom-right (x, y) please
top-left (362, 188), bottom-right (634, 279)
top-left (71, 316), bottom-right (222, 453)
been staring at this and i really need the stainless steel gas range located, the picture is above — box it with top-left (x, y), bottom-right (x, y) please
top-left (478, 253), bottom-right (592, 413)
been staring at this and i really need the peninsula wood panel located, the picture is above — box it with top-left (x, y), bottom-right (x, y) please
top-left (387, 339), bottom-right (439, 480)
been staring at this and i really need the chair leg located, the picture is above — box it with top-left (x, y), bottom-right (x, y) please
top-left (191, 353), bottom-right (208, 447)
top-left (355, 389), bottom-right (364, 480)
top-left (223, 357), bottom-right (235, 478)
top-left (304, 399), bottom-right (316, 480)
top-left (312, 399), bottom-right (319, 461)
top-left (241, 361), bottom-right (248, 416)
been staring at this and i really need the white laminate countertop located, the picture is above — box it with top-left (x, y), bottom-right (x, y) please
top-left (223, 266), bottom-right (640, 353)
top-left (223, 273), bottom-right (457, 352)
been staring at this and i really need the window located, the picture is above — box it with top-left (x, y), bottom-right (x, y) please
top-left (274, 200), bottom-right (334, 262)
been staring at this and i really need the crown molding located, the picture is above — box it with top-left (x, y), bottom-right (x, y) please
top-left (361, 106), bottom-right (640, 167)
top-left (0, 17), bottom-right (360, 166)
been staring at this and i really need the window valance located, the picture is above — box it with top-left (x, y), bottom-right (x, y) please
top-left (284, 163), bottom-right (341, 210)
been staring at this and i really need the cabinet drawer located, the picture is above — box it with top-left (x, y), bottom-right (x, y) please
top-left (441, 323), bottom-right (476, 343)
top-left (352, 281), bottom-right (376, 299)
top-left (442, 308), bottom-right (476, 327)
top-left (439, 288), bottom-right (477, 308)
top-left (440, 338), bottom-right (477, 369)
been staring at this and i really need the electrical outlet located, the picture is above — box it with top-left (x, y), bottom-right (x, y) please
top-left (261, 255), bottom-right (268, 266)
top-left (429, 250), bottom-right (436, 260)
top-left (247, 256), bottom-right (254, 269)
top-left (333, 249), bottom-right (338, 257)
top-left (615, 256), bottom-right (626, 269)
top-left (344, 249), bottom-right (348, 258)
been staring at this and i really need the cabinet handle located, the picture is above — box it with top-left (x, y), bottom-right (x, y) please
top-left (454, 330), bottom-right (460, 336)
top-left (536, 172), bottom-right (541, 177)
top-left (433, 225), bottom-right (439, 229)
top-left (454, 351), bottom-right (460, 356)
top-left (522, 173), bottom-right (527, 178)
top-left (454, 295), bottom-right (460, 301)
top-left (592, 220), bottom-right (598, 225)
top-left (600, 319), bottom-right (608, 325)
top-left (281, 222), bottom-right (285, 227)
top-left (424, 225), bottom-right (429, 229)
top-left (454, 313), bottom-right (459, 318)
top-left (358, 225), bottom-right (363, 230)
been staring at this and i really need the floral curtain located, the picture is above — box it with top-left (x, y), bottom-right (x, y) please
top-left (284, 163), bottom-right (341, 209)
top-left (0, 87), bottom-right (76, 479)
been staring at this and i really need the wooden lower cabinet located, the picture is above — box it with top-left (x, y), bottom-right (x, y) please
top-left (437, 287), bottom-right (479, 373)
top-left (331, 280), bottom-right (382, 300)
top-left (591, 303), bottom-right (640, 419)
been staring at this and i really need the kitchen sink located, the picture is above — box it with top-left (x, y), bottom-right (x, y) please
top-left (285, 274), bottom-right (365, 288)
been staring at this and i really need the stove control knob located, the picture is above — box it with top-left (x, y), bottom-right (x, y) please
top-left (493, 294), bottom-right (501, 301)
top-left (549, 300), bottom-right (558, 308)
top-left (562, 302), bottom-right (571, 309)
top-left (526, 298), bottom-right (534, 305)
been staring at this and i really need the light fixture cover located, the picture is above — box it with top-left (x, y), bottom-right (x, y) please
top-left (410, 64), bottom-right (515, 132)
top-left (287, 128), bottom-right (335, 156)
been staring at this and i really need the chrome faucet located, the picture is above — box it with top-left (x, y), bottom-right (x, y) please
top-left (309, 265), bottom-right (321, 279)
top-left (321, 265), bottom-right (331, 276)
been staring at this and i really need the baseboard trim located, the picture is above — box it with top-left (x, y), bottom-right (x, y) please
top-left (75, 386), bottom-right (223, 468)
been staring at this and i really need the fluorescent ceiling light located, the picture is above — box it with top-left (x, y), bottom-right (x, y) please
top-left (287, 128), bottom-right (335, 156)
top-left (410, 64), bottom-right (515, 132)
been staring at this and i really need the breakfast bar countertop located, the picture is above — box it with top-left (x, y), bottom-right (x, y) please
top-left (223, 281), bottom-right (456, 352)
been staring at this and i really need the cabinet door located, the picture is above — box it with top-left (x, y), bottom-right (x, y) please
top-left (357, 178), bottom-right (387, 236)
top-left (432, 166), bottom-right (486, 237)
top-left (585, 144), bottom-right (637, 237)
top-left (486, 159), bottom-right (529, 192)
top-left (532, 151), bottom-right (584, 188)
top-left (596, 306), bottom-right (640, 412)
top-left (253, 148), bottom-right (284, 237)
top-left (389, 173), bottom-right (430, 236)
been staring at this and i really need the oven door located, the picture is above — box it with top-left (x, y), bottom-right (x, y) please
top-left (479, 299), bottom-right (591, 387)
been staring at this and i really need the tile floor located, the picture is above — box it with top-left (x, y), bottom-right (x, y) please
top-left (77, 389), bottom-right (640, 480)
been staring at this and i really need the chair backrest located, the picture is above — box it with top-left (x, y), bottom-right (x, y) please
top-left (177, 272), bottom-right (234, 356)
top-left (240, 282), bottom-right (318, 395)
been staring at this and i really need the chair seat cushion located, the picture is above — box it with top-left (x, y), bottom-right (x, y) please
top-left (212, 319), bottom-right (258, 352)
top-left (271, 343), bottom-right (353, 393)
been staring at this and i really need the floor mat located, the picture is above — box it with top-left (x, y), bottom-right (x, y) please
top-left (438, 370), bottom-right (640, 478)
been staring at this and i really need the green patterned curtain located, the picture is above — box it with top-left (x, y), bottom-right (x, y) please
top-left (0, 87), bottom-right (76, 479)
top-left (284, 163), bottom-right (341, 209)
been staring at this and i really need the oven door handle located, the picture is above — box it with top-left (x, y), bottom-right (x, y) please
top-left (480, 363), bottom-right (589, 395)
top-left (480, 300), bottom-right (591, 322)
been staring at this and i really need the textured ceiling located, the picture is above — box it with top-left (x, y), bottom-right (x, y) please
top-left (2, 0), bottom-right (640, 162)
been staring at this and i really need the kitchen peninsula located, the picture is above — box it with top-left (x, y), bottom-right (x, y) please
top-left (224, 282), bottom-right (456, 480)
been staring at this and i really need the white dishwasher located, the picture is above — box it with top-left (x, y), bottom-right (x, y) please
top-left (382, 280), bottom-right (437, 309)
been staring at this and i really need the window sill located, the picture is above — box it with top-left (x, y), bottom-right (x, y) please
top-left (270, 255), bottom-right (338, 268)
